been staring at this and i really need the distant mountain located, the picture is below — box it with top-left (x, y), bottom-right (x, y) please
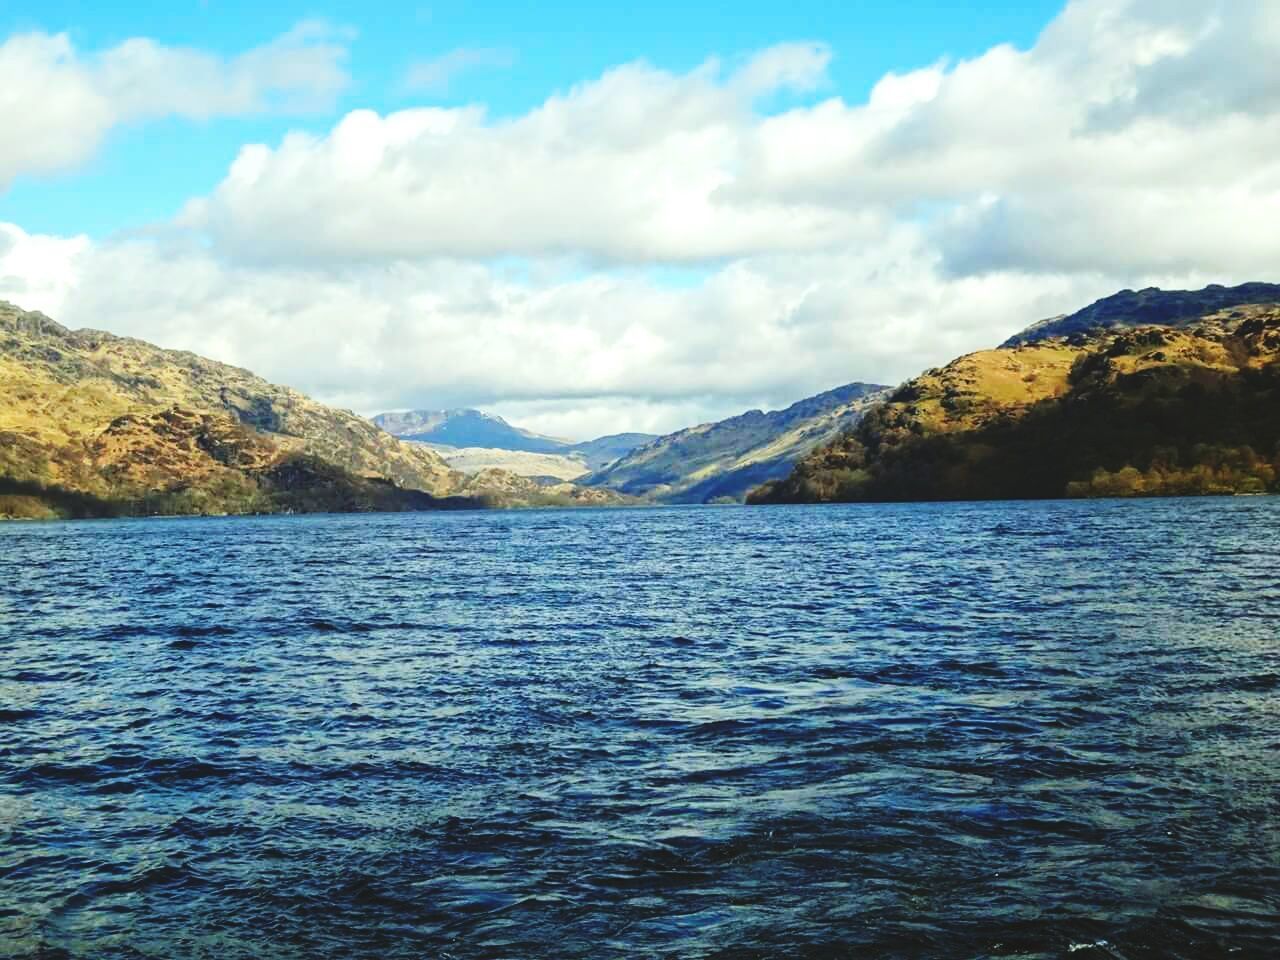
top-left (0, 302), bottom-right (622, 520)
top-left (372, 409), bottom-right (657, 472)
top-left (583, 383), bottom-right (890, 503)
top-left (373, 408), bottom-right (571, 454)
top-left (752, 293), bottom-right (1280, 505)
top-left (434, 447), bottom-right (591, 481)
top-left (1002, 282), bottom-right (1280, 347)
top-left (567, 433), bottom-right (661, 471)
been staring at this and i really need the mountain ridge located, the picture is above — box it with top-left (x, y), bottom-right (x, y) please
top-left (583, 382), bottom-right (890, 503)
top-left (1002, 282), bottom-right (1280, 347)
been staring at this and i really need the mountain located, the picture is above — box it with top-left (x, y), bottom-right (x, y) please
top-left (0, 302), bottom-right (622, 519)
top-left (372, 409), bottom-right (658, 473)
top-left (373, 408), bottom-right (571, 454)
top-left (751, 295), bottom-right (1280, 505)
top-left (582, 383), bottom-right (890, 503)
top-left (1002, 282), bottom-right (1280, 347)
top-left (567, 433), bottom-right (661, 471)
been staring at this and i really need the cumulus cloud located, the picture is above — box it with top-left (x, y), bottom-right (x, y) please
top-left (729, 41), bottom-right (831, 96)
top-left (735, 0), bottom-right (1280, 276)
top-left (179, 0), bottom-right (1280, 278)
top-left (0, 22), bottom-right (349, 189)
top-left (0, 223), bottom-right (89, 314)
top-left (178, 45), bottom-right (857, 264)
top-left (402, 47), bottom-right (515, 94)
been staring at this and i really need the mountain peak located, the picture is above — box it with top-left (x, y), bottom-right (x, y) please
top-left (372, 408), bottom-right (569, 452)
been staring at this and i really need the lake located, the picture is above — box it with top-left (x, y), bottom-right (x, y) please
top-left (1, 499), bottom-right (1277, 958)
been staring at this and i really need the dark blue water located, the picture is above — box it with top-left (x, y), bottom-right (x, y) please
top-left (1, 499), bottom-right (1278, 959)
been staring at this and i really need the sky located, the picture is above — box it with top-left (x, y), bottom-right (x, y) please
top-left (2, 0), bottom-right (1278, 440)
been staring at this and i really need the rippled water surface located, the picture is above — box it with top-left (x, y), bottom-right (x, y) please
top-left (2, 499), bottom-right (1279, 959)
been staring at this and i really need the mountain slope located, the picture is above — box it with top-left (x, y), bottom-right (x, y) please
top-left (0, 303), bottom-right (620, 518)
top-left (583, 383), bottom-right (890, 503)
top-left (565, 433), bottom-right (659, 471)
top-left (423, 435), bottom-right (662, 481)
top-left (2, 304), bottom-right (458, 492)
top-left (752, 299), bottom-right (1280, 504)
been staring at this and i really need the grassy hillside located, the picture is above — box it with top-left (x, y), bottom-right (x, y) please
top-left (0, 302), bottom-right (621, 519)
top-left (584, 383), bottom-right (889, 503)
top-left (751, 303), bottom-right (1280, 504)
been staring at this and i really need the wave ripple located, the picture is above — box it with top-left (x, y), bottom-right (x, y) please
top-left (2, 499), bottom-right (1279, 958)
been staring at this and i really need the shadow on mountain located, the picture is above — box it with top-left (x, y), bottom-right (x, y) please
top-left (0, 459), bottom-right (488, 521)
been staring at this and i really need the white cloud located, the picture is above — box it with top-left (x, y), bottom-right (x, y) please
top-left (0, 22), bottom-right (349, 189)
top-left (484, 397), bottom-right (745, 442)
top-left (179, 45), bottom-right (857, 264)
top-left (729, 41), bottom-right (831, 96)
top-left (402, 47), bottom-right (515, 94)
top-left (733, 0), bottom-right (1280, 276)
top-left (0, 223), bottom-right (89, 315)
top-left (179, 0), bottom-right (1280, 278)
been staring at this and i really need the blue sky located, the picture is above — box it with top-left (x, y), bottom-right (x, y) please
top-left (2, 1), bottom-right (1060, 239)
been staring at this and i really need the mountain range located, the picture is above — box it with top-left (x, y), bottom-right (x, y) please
top-left (751, 285), bottom-right (1280, 504)
top-left (373, 393), bottom-right (894, 503)
top-left (373, 408), bottom-right (657, 478)
top-left (5, 282), bottom-right (1279, 520)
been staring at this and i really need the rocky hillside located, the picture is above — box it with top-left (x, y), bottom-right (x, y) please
top-left (752, 298), bottom-right (1280, 504)
top-left (0, 302), bottom-right (620, 519)
top-left (448, 468), bottom-right (624, 507)
top-left (584, 383), bottom-right (889, 503)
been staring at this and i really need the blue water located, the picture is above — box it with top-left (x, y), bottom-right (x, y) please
top-left (1, 499), bottom-right (1278, 959)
